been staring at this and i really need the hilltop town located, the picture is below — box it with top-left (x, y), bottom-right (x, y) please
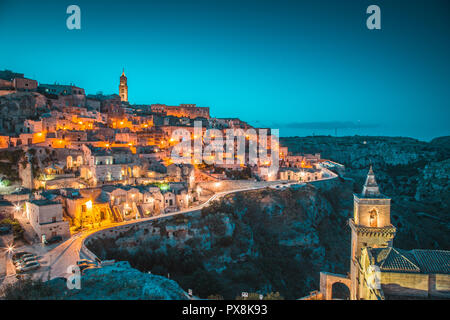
top-left (0, 69), bottom-right (448, 300)
top-left (0, 68), bottom-right (332, 235)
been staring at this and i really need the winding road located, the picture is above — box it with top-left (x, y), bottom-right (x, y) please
top-left (1, 168), bottom-right (338, 289)
top-left (1, 181), bottom-right (297, 287)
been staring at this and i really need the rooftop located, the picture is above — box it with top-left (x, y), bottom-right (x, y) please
top-left (369, 247), bottom-right (450, 274)
top-left (29, 199), bottom-right (60, 206)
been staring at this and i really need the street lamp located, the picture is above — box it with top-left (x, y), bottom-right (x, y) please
top-left (6, 245), bottom-right (14, 254)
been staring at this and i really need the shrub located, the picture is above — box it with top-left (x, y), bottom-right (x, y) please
top-left (1, 277), bottom-right (57, 300)
top-left (0, 218), bottom-right (24, 240)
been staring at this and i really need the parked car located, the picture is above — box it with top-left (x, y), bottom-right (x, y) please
top-left (12, 252), bottom-right (33, 261)
top-left (16, 253), bottom-right (35, 260)
top-left (16, 261), bottom-right (40, 273)
top-left (15, 260), bottom-right (37, 268)
top-left (14, 255), bottom-right (37, 266)
top-left (45, 235), bottom-right (63, 245)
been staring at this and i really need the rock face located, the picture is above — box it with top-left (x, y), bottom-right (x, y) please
top-left (88, 183), bottom-right (355, 299)
top-left (47, 261), bottom-right (189, 300)
top-left (415, 159), bottom-right (450, 208)
top-left (281, 135), bottom-right (450, 212)
top-left (87, 175), bottom-right (449, 300)
top-left (0, 92), bottom-right (44, 134)
top-left (81, 135), bottom-right (449, 300)
top-left (281, 136), bottom-right (438, 168)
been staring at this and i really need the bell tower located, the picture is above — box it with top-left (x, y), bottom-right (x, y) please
top-left (119, 68), bottom-right (128, 102)
top-left (349, 166), bottom-right (396, 299)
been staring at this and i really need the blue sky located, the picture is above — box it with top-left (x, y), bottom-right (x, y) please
top-left (0, 0), bottom-right (449, 140)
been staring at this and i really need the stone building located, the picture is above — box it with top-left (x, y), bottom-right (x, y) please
top-left (278, 167), bottom-right (322, 182)
top-left (359, 247), bottom-right (450, 299)
top-left (150, 103), bottom-right (210, 119)
top-left (80, 145), bottom-right (140, 185)
top-left (311, 167), bottom-right (450, 300)
top-left (59, 188), bottom-right (113, 228)
top-left (13, 78), bottom-right (38, 92)
top-left (25, 199), bottom-right (70, 242)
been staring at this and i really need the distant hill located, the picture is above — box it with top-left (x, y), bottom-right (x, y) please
top-left (280, 135), bottom-right (450, 211)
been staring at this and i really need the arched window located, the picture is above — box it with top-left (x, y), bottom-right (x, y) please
top-left (369, 208), bottom-right (378, 227)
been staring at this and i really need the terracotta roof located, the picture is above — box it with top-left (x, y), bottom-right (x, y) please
top-left (412, 249), bottom-right (450, 274)
top-left (370, 247), bottom-right (450, 274)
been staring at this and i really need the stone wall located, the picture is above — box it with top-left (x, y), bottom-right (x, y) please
top-left (380, 272), bottom-right (450, 299)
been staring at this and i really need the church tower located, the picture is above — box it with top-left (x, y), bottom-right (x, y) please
top-left (349, 166), bottom-right (396, 299)
top-left (119, 68), bottom-right (128, 102)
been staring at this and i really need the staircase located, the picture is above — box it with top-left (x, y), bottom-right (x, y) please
top-left (106, 206), bottom-right (114, 222)
top-left (112, 206), bottom-right (123, 222)
top-left (137, 204), bottom-right (145, 218)
top-left (132, 202), bottom-right (145, 219)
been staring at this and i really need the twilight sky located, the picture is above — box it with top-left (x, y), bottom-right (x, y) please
top-left (0, 0), bottom-right (449, 140)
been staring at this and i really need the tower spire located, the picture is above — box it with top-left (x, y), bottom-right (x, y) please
top-left (362, 165), bottom-right (380, 197)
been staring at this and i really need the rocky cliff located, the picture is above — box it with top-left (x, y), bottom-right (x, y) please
top-left (87, 158), bottom-right (449, 300)
top-left (70, 135), bottom-right (450, 300)
top-left (88, 182), bottom-right (355, 299)
top-left (1, 261), bottom-right (189, 300)
top-left (0, 92), bottom-right (46, 134)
